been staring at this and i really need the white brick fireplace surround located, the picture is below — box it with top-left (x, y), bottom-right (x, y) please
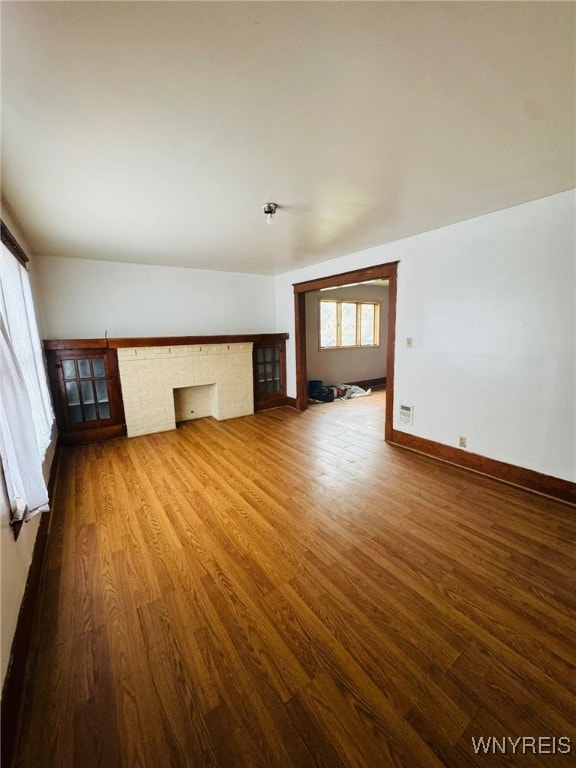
top-left (117, 343), bottom-right (253, 438)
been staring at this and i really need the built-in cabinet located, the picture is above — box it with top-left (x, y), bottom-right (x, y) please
top-left (44, 333), bottom-right (290, 444)
top-left (252, 335), bottom-right (288, 411)
top-left (44, 345), bottom-right (126, 444)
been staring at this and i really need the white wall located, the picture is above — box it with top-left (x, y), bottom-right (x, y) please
top-left (275, 190), bottom-right (576, 482)
top-left (306, 284), bottom-right (389, 385)
top-left (0, 206), bottom-right (57, 689)
top-left (34, 256), bottom-right (277, 339)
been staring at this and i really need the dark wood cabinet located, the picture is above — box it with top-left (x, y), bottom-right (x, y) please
top-left (45, 345), bottom-right (126, 444)
top-left (252, 335), bottom-right (288, 411)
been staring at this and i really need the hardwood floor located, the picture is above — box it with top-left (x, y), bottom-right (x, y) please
top-left (14, 392), bottom-right (575, 767)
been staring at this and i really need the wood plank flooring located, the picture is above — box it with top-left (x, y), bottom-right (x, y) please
top-left (14, 392), bottom-right (576, 767)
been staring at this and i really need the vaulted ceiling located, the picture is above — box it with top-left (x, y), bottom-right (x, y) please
top-left (1, 1), bottom-right (574, 275)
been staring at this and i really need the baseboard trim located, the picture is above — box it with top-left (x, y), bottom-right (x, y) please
top-left (390, 429), bottom-right (576, 506)
top-left (344, 376), bottom-right (386, 391)
top-left (285, 396), bottom-right (297, 409)
top-left (1, 441), bottom-right (61, 768)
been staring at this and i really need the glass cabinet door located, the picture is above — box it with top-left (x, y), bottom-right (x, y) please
top-left (45, 344), bottom-right (125, 444)
top-left (252, 338), bottom-right (287, 411)
top-left (60, 356), bottom-right (112, 425)
top-left (255, 346), bottom-right (281, 395)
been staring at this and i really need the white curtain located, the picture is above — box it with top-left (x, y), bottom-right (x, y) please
top-left (0, 246), bottom-right (54, 521)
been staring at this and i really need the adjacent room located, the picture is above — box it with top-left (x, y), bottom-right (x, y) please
top-left (1, 2), bottom-right (575, 767)
top-left (305, 280), bottom-right (389, 404)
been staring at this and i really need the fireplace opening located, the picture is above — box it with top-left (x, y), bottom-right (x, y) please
top-left (174, 384), bottom-right (217, 424)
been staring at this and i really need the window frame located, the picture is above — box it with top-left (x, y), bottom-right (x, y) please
top-left (318, 298), bottom-right (380, 350)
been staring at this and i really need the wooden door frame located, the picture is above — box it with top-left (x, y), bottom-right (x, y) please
top-left (293, 261), bottom-right (398, 442)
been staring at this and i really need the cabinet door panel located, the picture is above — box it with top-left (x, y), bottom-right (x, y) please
top-left (252, 339), bottom-right (287, 411)
top-left (46, 346), bottom-right (126, 444)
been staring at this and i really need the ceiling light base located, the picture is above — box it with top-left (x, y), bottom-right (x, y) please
top-left (263, 202), bottom-right (278, 225)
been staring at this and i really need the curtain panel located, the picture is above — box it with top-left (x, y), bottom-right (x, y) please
top-left (0, 245), bottom-right (54, 523)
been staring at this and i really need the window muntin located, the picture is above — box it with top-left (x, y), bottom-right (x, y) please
top-left (60, 356), bottom-right (111, 423)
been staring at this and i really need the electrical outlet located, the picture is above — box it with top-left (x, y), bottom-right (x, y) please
top-left (406, 337), bottom-right (413, 348)
top-left (458, 436), bottom-right (467, 449)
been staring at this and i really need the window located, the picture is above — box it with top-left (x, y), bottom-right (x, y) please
top-left (0, 238), bottom-right (54, 527)
top-left (319, 299), bottom-right (380, 349)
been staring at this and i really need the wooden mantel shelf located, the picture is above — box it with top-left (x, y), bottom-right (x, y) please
top-left (43, 333), bottom-right (289, 351)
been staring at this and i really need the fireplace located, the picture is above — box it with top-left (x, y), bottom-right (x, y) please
top-left (117, 343), bottom-right (253, 437)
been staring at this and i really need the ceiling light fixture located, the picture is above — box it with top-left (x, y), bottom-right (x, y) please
top-left (263, 202), bottom-right (278, 225)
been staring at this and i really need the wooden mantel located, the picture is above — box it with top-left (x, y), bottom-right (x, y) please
top-left (43, 333), bottom-right (289, 350)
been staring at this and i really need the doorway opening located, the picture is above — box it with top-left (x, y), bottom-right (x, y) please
top-left (293, 262), bottom-right (398, 442)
